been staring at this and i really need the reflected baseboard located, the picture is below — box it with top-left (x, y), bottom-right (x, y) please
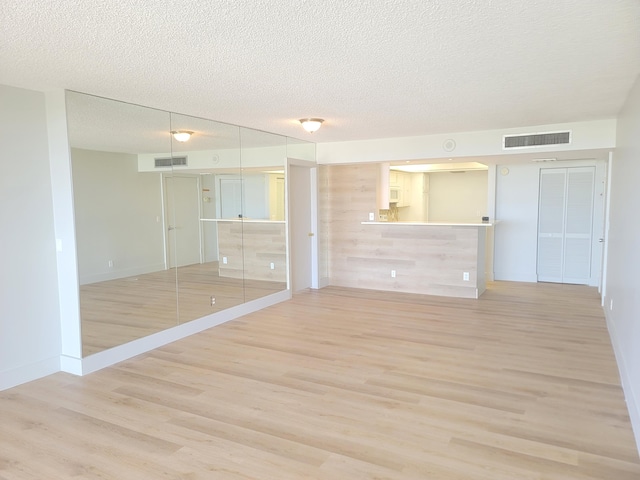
top-left (74, 289), bottom-right (292, 376)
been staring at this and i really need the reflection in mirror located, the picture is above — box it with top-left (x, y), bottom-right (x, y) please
top-left (66, 91), bottom-right (176, 356)
top-left (236, 128), bottom-right (288, 308)
top-left (164, 113), bottom-right (247, 323)
top-left (67, 92), bottom-right (294, 354)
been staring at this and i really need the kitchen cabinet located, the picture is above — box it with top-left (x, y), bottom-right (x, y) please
top-left (390, 170), bottom-right (411, 207)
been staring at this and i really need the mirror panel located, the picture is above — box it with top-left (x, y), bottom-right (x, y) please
top-left (67, 92), bottom-right (295, 353)
top-left (66, 91), bottom-right (177, 356)
top-left (166, 113), bottom-right (247, 323)
top-left (237, 128), bottom-right (288, 303)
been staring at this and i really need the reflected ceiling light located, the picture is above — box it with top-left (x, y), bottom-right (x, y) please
top-left (299, 118), bottom-right (324, 133)
top-left (171, 130), bottom-right (193, 142)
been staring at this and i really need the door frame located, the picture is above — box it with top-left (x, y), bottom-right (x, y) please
top-left (535, 160), bottom-right (605, 287)
top-left (162, 173), bottom-right (203, 269)
top-left (286, 158), bottom-right (319, 291)
top-left (600, 152), bottom-right (613, 303)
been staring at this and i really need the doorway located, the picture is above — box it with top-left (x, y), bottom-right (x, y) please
top-left (537, 166), bottom-right (595, 284)
top-left (164, 175), bottom-right (202, 268)
top-left (288, 162), bottom-right (317, 291)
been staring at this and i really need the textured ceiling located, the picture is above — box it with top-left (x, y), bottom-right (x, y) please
top-left (1, 0), bottom-right (639, 144)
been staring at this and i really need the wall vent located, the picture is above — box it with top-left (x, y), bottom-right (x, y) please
top-left (503, 131), bottom-right (571, 149)
top-left (154, 156), bottom-right (188, 168)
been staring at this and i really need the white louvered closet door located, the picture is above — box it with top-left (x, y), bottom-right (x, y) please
top-left (537, 167), bottom-right (595, 284)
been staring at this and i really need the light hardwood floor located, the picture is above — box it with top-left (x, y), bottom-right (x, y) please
top-left (80, 262), bottom-right (286, 356)
top-left (2, 281), bottom-right (639, 479)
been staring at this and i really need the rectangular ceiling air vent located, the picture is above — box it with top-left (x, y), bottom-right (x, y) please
top-left (154, 156), bottom-right (188, 168)
top-left (503, 131), bottom-right (571, 149)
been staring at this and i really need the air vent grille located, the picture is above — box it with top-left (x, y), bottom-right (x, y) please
top-left (504, 131), bottom-right (570, 149)
top-left (154, 156), bottom-right (188, 168)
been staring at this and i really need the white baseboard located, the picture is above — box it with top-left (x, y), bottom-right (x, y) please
top-left (79, 263), bottom-right (166, 286)
top-left (493, 272), bottom-right (538, 283)
top-left (604, 309), bottom-right (640, 456)
top-left (0, 356), bottom-right (60, 391)
top-left (80, 289), bottom-right (291, 375)
top-left (60, 355), bottom-right (83, 375)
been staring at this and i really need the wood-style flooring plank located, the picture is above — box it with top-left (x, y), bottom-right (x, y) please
top-left (1, 281), bottom-right (639, 479)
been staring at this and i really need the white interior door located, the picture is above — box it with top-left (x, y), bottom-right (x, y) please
top-left (289, 164), bottom-right (313, 291)
top-left (537, 167), bottom-right (595, 284)
top-left (165, 175), bottom-right (202, 268)
top-left (219, 178), bottom-right (243, 219)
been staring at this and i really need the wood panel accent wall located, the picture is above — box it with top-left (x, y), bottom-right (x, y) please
top-left (326, 164), bottom-right (481, 298)
top-left (217, 221), bottom-right (286, 282)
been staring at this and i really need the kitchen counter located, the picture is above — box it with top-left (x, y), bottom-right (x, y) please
top-left (343, 222), bottom-right (493, 299)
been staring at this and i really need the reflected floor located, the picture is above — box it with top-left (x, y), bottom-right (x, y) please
top-left (80, 262), bottom-right (286, 357)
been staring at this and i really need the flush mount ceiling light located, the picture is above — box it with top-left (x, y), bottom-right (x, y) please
top-left (299, 118), bottom-right (324, 133)
top-left (171, 130), bottom-right (193, 142)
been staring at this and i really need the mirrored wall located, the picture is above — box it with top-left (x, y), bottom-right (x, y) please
top-left (66, 91), bottom-right (300, 356)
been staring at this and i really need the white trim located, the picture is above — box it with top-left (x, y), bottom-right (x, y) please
top-left (605, 309), bottom-right (640, 457)
top-left (600, 152), bottom-right (613, 303)
top-left (46, 90), bottom-right (83, 360)
top-left (310, 167), bottom-right (319, 289)
top-left (60, 355), bottom-right (83, 375)
top-left (0, 356), bottom-right (61, 391)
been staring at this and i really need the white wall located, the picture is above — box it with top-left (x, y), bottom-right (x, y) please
top-left (605, 74), bottom-right (640, 450)
top-left (71, 148), bottom-right (165, 284)
top-left (428, 170), bottom-right (488, 223)
top-left (493, 160), bottom-right (606, 284)
top-left (0, 85), bottom-right (61, 389)
top-left (317, 119), bottom-right (616, 165)
top-left (494, 163), bottom-right (541, 282)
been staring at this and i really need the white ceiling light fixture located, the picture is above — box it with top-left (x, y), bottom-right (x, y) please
top-left (171, 130), bottom-right (193, 142)
top-left (299, 118), bottom-right (324, 133)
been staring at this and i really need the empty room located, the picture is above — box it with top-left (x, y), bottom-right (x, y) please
top-left (1, 1), bottom-right (639, 478)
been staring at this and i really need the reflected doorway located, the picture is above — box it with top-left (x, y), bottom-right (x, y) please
top-left (165, 175), bottom-right (202, 268)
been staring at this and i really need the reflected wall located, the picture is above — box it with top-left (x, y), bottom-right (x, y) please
top-left (66, 91), bottom-right (293, 356)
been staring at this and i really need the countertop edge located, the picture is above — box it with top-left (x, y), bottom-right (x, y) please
top-left (200, 219), bottom-right (286, 224)
top-left (361, 221), bottom-right (497, 227)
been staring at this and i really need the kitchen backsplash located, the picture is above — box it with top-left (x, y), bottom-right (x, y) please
top-left (379, 204), bottom-right (399, 222)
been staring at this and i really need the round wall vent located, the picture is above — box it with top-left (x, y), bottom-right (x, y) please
top-left (442, 139), bottom-right (456, 152)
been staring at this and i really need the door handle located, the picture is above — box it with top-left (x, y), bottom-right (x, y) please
top-left (168, 226), bottom-right (175, 231)
top-left (308, 232), bottom-right (314, 237)
top-left (598, 238), bottom-right (604, 243)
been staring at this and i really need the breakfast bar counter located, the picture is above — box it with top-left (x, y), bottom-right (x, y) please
top-left (347, 221), bottom-right (495, 298)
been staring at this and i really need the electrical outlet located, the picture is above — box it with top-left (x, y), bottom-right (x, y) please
top-left (108, 260), bottom-right (113, 268)
top-left (463, 272), bottom-right (470, 281)
top-left (270, 262), bottom-right (275, 270)
top-left (210, 296), bottom-right (216, 306)
top-left (222, 256), bottom-right (228, 265)
top-left (391, 270), bottom-right (396, 278)
top-left (369, 212), bottom-right (375, 221)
